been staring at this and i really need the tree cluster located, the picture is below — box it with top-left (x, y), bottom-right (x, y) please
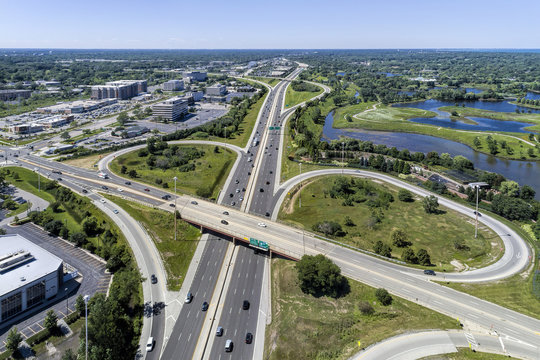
top-left (295, 254), bottom-right (349, 298)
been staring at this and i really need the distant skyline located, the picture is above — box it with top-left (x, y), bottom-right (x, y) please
top-left (1, 0), bottom-right (540, 49)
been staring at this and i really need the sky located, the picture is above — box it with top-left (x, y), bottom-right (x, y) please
top-left (1, 0), bottom-right (539, 49)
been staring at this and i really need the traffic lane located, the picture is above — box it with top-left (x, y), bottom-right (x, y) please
top-left (209, 245), bottom-right (264, 359)
top-left (162, 235), bottom-right (229, 360)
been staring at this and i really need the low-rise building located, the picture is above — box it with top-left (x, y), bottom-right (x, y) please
top-left (163, 80), bottom-right (184, 91)
top-left (8, 123), bottom-right (44, 135)
top-left (122, 126), bottom-right (149, 138)
top-left (182, 71), bottom-right (207, 82)
top-left (206, 84), bottom-right (227, 96)
top-left (0, 90), bottom-right (32, 101)
top-left (39, 115), bottom-right (74, 128)
top-left (151, 96), bottom-right (189, 122)
top-left (0, 234), bottom-right (63, 325)
top-left (36, 99), bottom-right (117, 114)
top-left (186, 91), bottom-right (204, 102)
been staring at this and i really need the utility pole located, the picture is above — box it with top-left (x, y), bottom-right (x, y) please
top-left (341, 142), bottom-right (345, 174)
top-left (34, 167), bottom-right (40, 191)
top-left (475, 184), bottom-right (479, 239)
top-left (299, 162), bottom-right (302, 208)
top-left (173, 176), bottom-right (178, 241)
top-left (84, 295), bottom-right (89, 360)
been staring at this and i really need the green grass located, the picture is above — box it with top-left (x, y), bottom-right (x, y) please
top-left (2, 166), bottom-right (127, 250)
top-left (439, 105), bottom-right (540, 131)
top-left (7, 201), bottom-right (29, 217)
top-left (284, 84), bottom-right (323, 109)
top-left (340, 104), bottom-right (540, 160)
top-left (188, 91), bottom-right (268, 148)
top-left (420, 348), bottom-right (516, 360)
top-left (109, 144), bottom-right (236, 200)
top-left (278, 175), bottom-right (501, 270)
top-left (64, 128), bottom-right (104, 144)
top-left (246, 76), bottom-right (280, 87)
top-left (0, 94), bottom-right (90, 118)
top-left (103, 195), bottom-right (200, 291)
top-left (264, 258), bottom-right (459, 360)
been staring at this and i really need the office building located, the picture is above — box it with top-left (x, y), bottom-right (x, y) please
top-left (163, 80), bottom-right (184, 91)
top-left (182, 71), bottom-right (207, 82)
top-left (0, 234), bottom-right (63, 325)
top-left (0, 90), bottom-right (32, 101)
top-left (36, 99), bottom-right (117, 114)
top-left (206, 84), bottom-right (227, 96)
top-left (152, 96), bottom-right (189, 122)
top-left (91, 80), bottom-right (147, 100)
top-left (8, 123), bottom-right (44, 135)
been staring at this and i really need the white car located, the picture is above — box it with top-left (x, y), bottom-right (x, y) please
top-left (100, 199), bottom-right (106, 203)
top-left (257, 222), bottom-right (266, 228)
top-left (118, 188), bottom-right (124, 192)
top-left (146, 337), bottom-right (154, 352)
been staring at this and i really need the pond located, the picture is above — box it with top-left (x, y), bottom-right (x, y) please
top-left (322, 111), bottom-right (540, 198)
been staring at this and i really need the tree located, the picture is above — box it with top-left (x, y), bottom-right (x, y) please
top-left (44, 220), bottom-right (64, 235)
top-left (76, 294), bottom-right (86, 316)
top-left (402, 248), bottom-right (418, 263)
top-left (373, 240), bottom-right (392, 257)
top-left (61, 131), bottom-right (71, 140)
top-left (417, 249), bottom-right (431, 266)
top-left (120, 165), bottom-right (127, 174)
top-left (397, 189), bottom-right (413, 202)
top-left (422, 195), bottom-right (439, 214)
top-left (128, 169), bottom-right (138, 178)
top-left (70, 232), bottom-right (87, 247)
top-left (344, 216), bottom-right (355, 227)
top-left (375, 288), bottom-right (393, 306)
top-left (473, 137), bottom-right (481, 148)
top-left (44, 309), bottom-right (58, 333)
top-left (312, 221), bottom-right (344, 237)
top-left (295, 254), bottom-right (349, 298)
top-left (520, 185), bottom-right (536, 200)
top-left (117, 112), bottom-right (128, 125)
top-left (6, 327), bottom-right (22, 353)
top-left (82, 216), bottom-right (99, 236)
top-left (499, 180), bottom-right (520, 197)
top-left (62, 349), bottom-right (77, 360)
top-left (391, 229), bottom-right (411, 247)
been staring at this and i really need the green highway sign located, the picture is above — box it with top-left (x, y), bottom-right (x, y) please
top-left (249, 237), bottom-right (269, 250)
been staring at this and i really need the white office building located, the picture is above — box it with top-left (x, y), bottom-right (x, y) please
top-left (206, 84), bottom-right (227, 96)
top-left (163, 80), bottom-right (184, 91)
top-left (152, 96), bottom-right (189, 122)
top-left (0, 235), bottom-right (63, 325)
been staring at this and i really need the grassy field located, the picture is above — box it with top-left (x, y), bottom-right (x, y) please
top-left (264, 258), bottom-right (459, 360)
top-left (188, 91), bottom-right (267, 148)
top-left (278, 176), bottom-right (501, 271)
top-left (340, 104), bottom-right (540, 160)
top-left (284, 84), bottom-right (323, 109)
top-left (421, 348), bottom-right (515, 360)
top-left (7, 201), bottom-right (29, 217)
top-left (2, 167), bottom-right (127, 250)
top-left (63, 152), bottom-right (110, 170)
top-left (440, 105), bottom-right (540, 130)
top-left (0, 94), bottom-right (90, 118)
top-left (109, 144), bottom-right (236, 200)
top-left (246, 76), bottom-right (280, 87)
top-left (103, 195), bottom-right (200, 291)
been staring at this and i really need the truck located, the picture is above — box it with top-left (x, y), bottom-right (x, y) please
top-left (97, 171), bottom-right (108, 179)
top-left (252, 137), bottom-right (259, 147)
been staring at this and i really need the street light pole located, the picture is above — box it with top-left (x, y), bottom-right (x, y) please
top-left (299, 162), bottom-right (302, 208)
top-left (65, 287), bottom-right (69, 315)
top-left (475, 185), bottom-right (479, 239)
top-left (173, 176), bottom-right (178, 241)
top-left (84, 295), bottom-right (89, 360)
top-left (341, 142), bottom-right (345, 174)
top-left (34, 167), bottom-right (40, 192)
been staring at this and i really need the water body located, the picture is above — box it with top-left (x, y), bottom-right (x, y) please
top-left (322, 111), bottom-right (540, 198)
top-left (393, 99), bottom-right (534, 133)
top-left (354, 91), bottom-right (360, 98)
top-left (464, 88), bottom-right (483, 94)
top-left (336, 72), bottom-right (346, 76)
top-left (525, 91), bottom-right (540, 101)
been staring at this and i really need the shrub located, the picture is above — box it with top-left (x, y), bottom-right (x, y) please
top-left (375, 288), bottom-right (393, 306)
top-left (397, 189), bottom-right (414, 202)
top-left (373, 240), bottom-right (392, 258)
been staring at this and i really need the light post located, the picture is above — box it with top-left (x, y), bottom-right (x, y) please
top-left (65, 287), bottom-right (69, 315)
top-left (341, 142), bottom-right (345, 174)
top-left (475, 185), bottom-right (480, 239)
top-left (299, 162), bottom-right (302, 208)
top-left (173, 176), bottom-right (178, 241)
top-left (84, 295), bottom-right (89, 360)
top-left (34, 167), bottom-right (40, 192)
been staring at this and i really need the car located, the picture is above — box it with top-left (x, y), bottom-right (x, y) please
top-left (102, 185), bottom-right (108, 190)
top-left (229, 193), bottom-right (233, 197)
top-left (113, 209), bottom-right (119, 214)
top-left (100, 199), bottom-right (106, 203)
top-left (269, 171), bottom-right (273, 174)
top-left (191, 201), bottom-right (198, 205)
top-left (239, 197), bottom-right (243, 201)
top-left (144, 188), bottom-right (150, 192)
top-left (265, 212), bottom-right (270, 217)
top-left (161, 194), bottom-right (171, 200)
top-left (258, 222), bottom-right (267, 227)
top-left (57, 177), bottom-right (62, 180)
top-left (248, 172), bottom-right (251, 176)
top-left (216, 326), bottom-right (223, 337)
top-left (424, 270), bottom-right (436, 276)
top-left (242, 188), bottom-right (246, 192)
top-left (473, 211), bottom-right (482, 217)
top-left (185, 291), bottom-right (192, 303)
top-left (223, 211), bottom-right (229, 215)
top-left (231, 201), bottom-right (236, 206)
top-left (236, 188), bottom-right (240, 193)
top-left (225, 339), bottom-right (233, 352)
top-left (259, 188), bottom-right (264, 192)
top-left (245, 332), bottom-right (253, 344)
top-left (125, 181), bottom-right (131, 185)
top-left (82, 189), bottom-right (88, 194)
top-left (235, 179), bottom-right (239, 184)
top-left (248, 158), bottom-right (252, 162)
top-left (151, 274), bottom-right (157, 284)
top-left (242, 300), bottom-right (250, 310)
top-left (169, 203), bottom-right (175, 207)
top-left (202, 301), bottom-right (209, 311)
top-left (146, 337), bottom-right (154, 352)
top-left (118, 188), bottom-right (124, 192)
top-left (266, 181), bottom-right (270, 185)
top-left (221, 219), bottom-right (228, 225)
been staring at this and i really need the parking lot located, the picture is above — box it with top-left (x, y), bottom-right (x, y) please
top-left (0, 223), bottom-right (112, 352)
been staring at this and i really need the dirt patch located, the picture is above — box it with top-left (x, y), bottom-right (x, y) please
top-left (282, 180), bottom-right (317, 215)
top-left (451, 259), bottom-right (465, 271)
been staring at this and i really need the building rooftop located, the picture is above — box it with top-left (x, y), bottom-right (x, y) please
top-left (0, 234), bottom-right (63, 297)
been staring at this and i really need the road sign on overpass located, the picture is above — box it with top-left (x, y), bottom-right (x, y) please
top-left (249, 237), bottom-right (269, 250)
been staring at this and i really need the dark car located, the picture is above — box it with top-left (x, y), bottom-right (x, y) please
top-left (57, 177), bottom-right (62, 181)
top-left (242, 300), bottom-right (250, 310)
top-left (245, 332), bottom-right (253, 344)
top-left (473, 211), bottom-right (482, 217)
top-left (191, 201), bottom-right (198, 205)
top-left (161, 194), bottom-right (171, 200)
top-left (82, 189), bottom-right (88, 194)
top-left (229, 193), bottom-right (233, 198)
top-left (144, 188), bottom-right (150, 192)
top-left (423, 270), bottom-right (436, 276)
top-left (265, 212), bottom-right (270, 217)
top-left (221, 220), bottom-right (228, 225)
top-left (151, 274), bottom-right (157, 284)
top-left (259, 188), bottom-right (264, 192)
top-left (169, 203), bottom-right (175, 207)
top-left (223, 211), bottom-right (229, 215)
top-left (125, 181), bottom-right (132, 185)
top-left (202, 301), bottom-right (209, 311)
top-left (102, 185), bottom-right (108, 190)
